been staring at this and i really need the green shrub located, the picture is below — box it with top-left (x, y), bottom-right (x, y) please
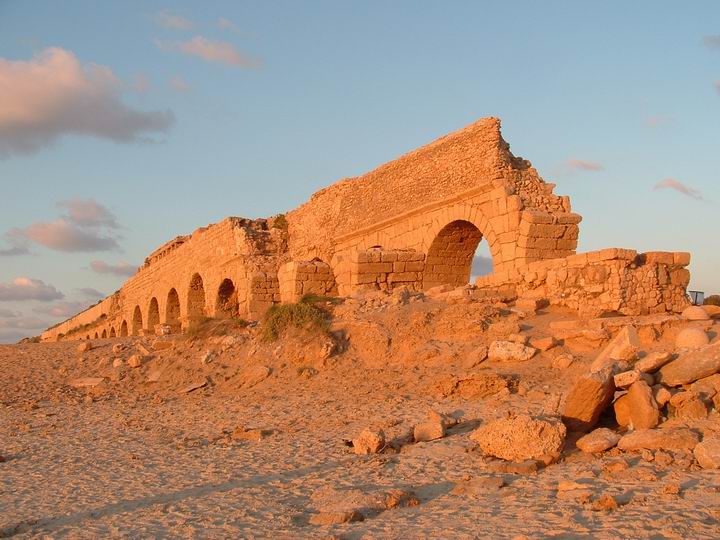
top-left (704, 294), bottom-right (720, 307)
top-left (261, 300), bottom-right (330, 341)
top-left (271, 214), bottom-right (288, 231)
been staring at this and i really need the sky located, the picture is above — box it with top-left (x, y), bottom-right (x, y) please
top-left (0, 1), bottom-right (719, 343)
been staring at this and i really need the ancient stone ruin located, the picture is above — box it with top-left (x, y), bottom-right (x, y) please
top-left (41, 117), bottom-right (690, 341)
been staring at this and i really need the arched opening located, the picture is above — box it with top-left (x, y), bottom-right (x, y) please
top-left (187, 273), bottom-right (206, 321)
top-left (120, 320), bottom-right (128, 337)
top-left (423, 220), bottom-right (484, 290)
top-left (101, 329), bottom-right (107, 339)
top-left (86, 335), bottom-right (90, 340)
top-left (93, 332), bottom-right (99, 339)
top-left (216, 278), bottom-right (238, 318)
top-left (147, 297), bottom-right (160, 333)
top-left (110, 327), bottom-right (117, 338)
top-left (131, 306), bottom-right (143, 336)
top-left (166, 288), bottom-right (181, 330)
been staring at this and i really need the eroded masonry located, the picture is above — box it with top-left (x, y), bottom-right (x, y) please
top-left (41, 118), bottom-right (691, 341)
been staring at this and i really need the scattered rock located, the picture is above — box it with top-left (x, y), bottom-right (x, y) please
top-left (635, 351), bottom-right (672, 374)
top-left (508, 333), bottom-right (528, 344)
top-left (681, 306), bottom-right (710, 321)
top-left (352, 429), bottom-right (385, 455)
top-left (552, 353), bottom-right (574, 369)
top-left (112, 343), bottom-right (125, 354)
top-left (413, 422), bottom-right (445, 442)
top-left (672, 393), bottom-right (708, 420)
top-left (614, 394), bottom-right (631, 427)
top-left (382, 489), bottom-right (419, 509)
top-left (240, 365), bottom-right (271, 388)
top-left (576, 428), bottom-right (621, 453)
top-left (470, 414), bottom-right (566, 461)
top-left (652, 385), bottom-right (673, 407)
top-left (613, 370), bottom-right (641, 388)
top-left (590, 326), bottom-right (640, 372)
top-left (488, 340), bottom-right (537, 362)
top-left (529, 336), bottom-right (557, 351)
top-left (626, 380), bottom-right (660, 430)
top-left (68, 377), bottom-right (105, 388)
top-left (127, 354), bottom-right (148, 369)
top-left (591, 494), bottom-right (619, 511)
top-left (152, 340), bottom-right (173, 351)
top-left (674, 328), bottom-right (709, 350)
top-left (617, 428), bottom-right (701, 451)
top-left (136, 343), bottom-right (152, 356)
top-left (200, 351), bottom-right (214, 365)
top-left (112, 358), bottom-right (124, 368)
top-left (77, 342), bottom-right (92, 353)
top-left (309, 510), bottom-right (365, 525)
top-left (657, 341), bottom-right (720, 386)
top-left (515, 297), bottom-right (544, 313)
top-left (231, 427), bottom-right (271, 442)
top-left (462, 345), bottom-right (488, 368)
top-left (146, 369), bottom-right (163, 383)
top-left (562, 367), bottom-right (615, 432)
top-left (180, 380), bottom-right (207, 394)
top-left (451, 476), bottom-right (505, 496)
top-left (433, 373), bottom-right (509, 399)
top-left (694, 438), bottom-right (720, 469)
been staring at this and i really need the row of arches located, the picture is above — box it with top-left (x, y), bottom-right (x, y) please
top-left (80, 273), bottom-right (240, 339)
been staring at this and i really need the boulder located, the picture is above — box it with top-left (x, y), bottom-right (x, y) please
top-left (681, 306), bottom-right (710, 321)
top-left (240, 365), bottom-right (271, 388)
top-left (672, 393), bottom-right (708, 420)
top-left (352, 429), bottom-right (385, 455)
top-left (635, 351), bottom-right (672, 373)
top-left (694, 438), bottom-right (720, 469)
top-left (652, 385), bottom-right (673, 407)
top-left (529, 336), bottom-right (557, 351)
top-left (657, 341), bottom-right (720, 386)
top-left (127, 354), bottom-right (148, 368)
top-left (112, 358), bottom-right (124, 368)
top-left (614, 394), bottom-right (631, 427)
top-left (576, 428), bottom-right (621, 453)
top-left (617, 428), bottom-right (700, 451)
top-left (413, 422), bottom-right (445, 442)
top-left (488, 340), bottom-right (537, 362)
top-left (552, 353), bottom-right (574, 369)
top-left (626, 380), bottom-right (660, 429)
top-left (562, 367), bottom-right (615, 432)
top-left (590, 326), bottom-right (640, 373)
top-left (77, 342), bottom-right (92, 353)
top-left (613, 370), bottom-right (641, 389)
top-left (470, 414), bottom-right (566, 461)
top-left (675, 328), bottom-right (709, 350)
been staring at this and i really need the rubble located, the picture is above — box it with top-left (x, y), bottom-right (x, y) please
top-left (617, 428), bottom-right (701, 451)
top-left (657, 342), bottom-right (720, 386)
top-left (576, 428), bottom-right (621, 453)
top-left (562, 367), bottom-right (615, 432)
top-left (488, 340), bottom-right (537, 362)
top-left (470, 414), bottom-right (566, 461)
top-left (352, 429), bottom-right (385, 455)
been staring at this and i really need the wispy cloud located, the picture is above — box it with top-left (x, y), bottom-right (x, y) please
top-left (90, 260), bottom-right (137, 277)
top-left (169, 77), bottom-right (190, 93)
top-left (156, 10), bottom-right (193, 30)
top-left (0, 278), bottom-right (64, 302)
top-left (0, 48), bottom-right (175, 157)
top-left (702, 35), bottom-right (720, 49)
top-left (57, 198), bottom-right (119, 229)
top-left (654, 178), bottom-right (703, 200)
top-left (218, 17), bottom-right (240, 33)
top-left (156, 36), bottom-right (259, 68)
top-left (0, 308), bottom-right (19, 317)
top-left (34, 300), bottom-right (93, 318)
top-left (0, 244), bottom-right (29, 256)
top-left (16, 219), bottom-right (119, 252)
top-left (564, 159), bottom-right (604, 173)
top-left (76, 287), bottom-right (104, 299)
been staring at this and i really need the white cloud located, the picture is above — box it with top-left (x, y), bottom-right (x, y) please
top-left (218, 17), bottom-right (240, 33)
top-left (90, 260), bottom-right (137, 277)
top-left (157, 36), bottom-right (259, 68)
top-left (0, 278), bottom-right (64, 302)
top-left (0, 47), bottom-right (174, 157)
top-left (654, 178), bottom-right (703, 200)
top-left (156, 10), bottom-right (193, 30)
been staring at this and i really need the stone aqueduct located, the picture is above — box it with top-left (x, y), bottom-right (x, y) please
top-left (41, 118), bottom-right (690, 341)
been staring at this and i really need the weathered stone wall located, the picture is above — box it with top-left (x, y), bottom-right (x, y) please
top-left (475, 248), bottom-right (691, 317)
top-left (350, 247), bottom-right (426, 292)
top-left (278, 260), bottom-right (338, 303)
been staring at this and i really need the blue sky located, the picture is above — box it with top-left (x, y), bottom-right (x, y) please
top-left (0, 1), bottom-right (718, 342)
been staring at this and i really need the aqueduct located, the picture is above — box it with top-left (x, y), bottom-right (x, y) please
top-left (41, 117), bottom-right (691, 341)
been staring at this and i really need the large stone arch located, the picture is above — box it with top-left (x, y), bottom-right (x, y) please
top-left (147, 297), bottom-right (160, 333)
top-left (187, 273), bottom-right (206, 322)
top-left (422, 219), bottom-right (486, 290)
top-left (131, 306), bottom-right (143, 336)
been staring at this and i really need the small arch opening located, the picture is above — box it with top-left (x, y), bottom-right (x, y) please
top-left (166, 288), bottom-right (181, 329)
top-left (120, 320), bottom-right (128, 337)
top-left (110, 327), bottom-right (117, 338)
top-left (131, 306), bottom-right (143, 336)
top-left (216, 278), bottom-right (239, 318)
top-left (148, 297), bottom-right (160, 333)
top-left (187, 273), bottom-right (206, 322)
top-left (101, 329), bottom-right (107, 339)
